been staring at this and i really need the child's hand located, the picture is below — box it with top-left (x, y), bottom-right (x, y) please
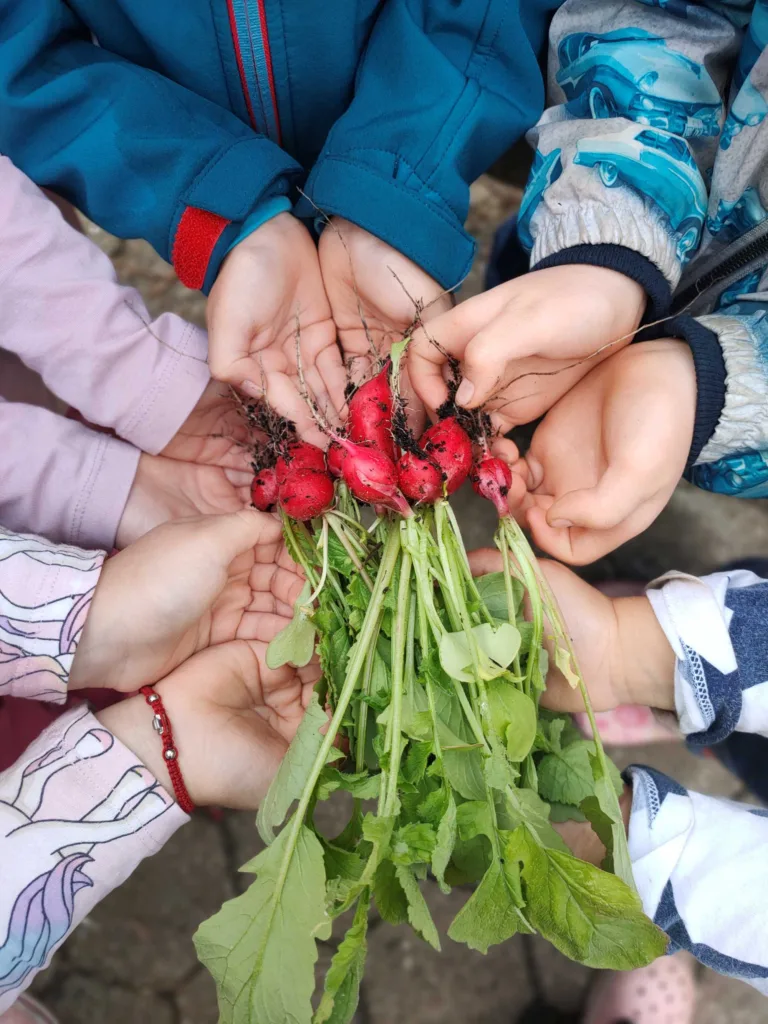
top-left (510, 339), bottom-right (696, 565)
top-left (207, 213), bottom-right (347, 430)
top-left (468, 549), bottom-right (675, 714)
top-left (319, 218), bottom-right (451, 428)
top-left (97, 638), bottom-right (317, 809)
top-left (409, 265), bottom-right (645, 430)
top-left (72, 511), bottom-right (304, 693)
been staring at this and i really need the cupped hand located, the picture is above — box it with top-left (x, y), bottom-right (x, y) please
top-left (319, 218), bottom-right (451, 429)
top-left (207, 212), bottom-right (346, 441)
top-left (72, 510), bottom-right (305, 693)
top-left (97, 638), bottom-right (318, 809)
top-left (468, 548), bottom-right (675, 715)
top-left (409, 265), bottom-right (646, 431)
top-left (506, 339), bottom-right (696, 565)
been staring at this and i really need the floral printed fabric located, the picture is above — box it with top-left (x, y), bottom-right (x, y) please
top-left (0, 528), bottom-right (104, 704)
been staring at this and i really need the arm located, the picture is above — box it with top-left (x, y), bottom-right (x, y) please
top-left (303, 0), bottom-right (555, 290)
top-left (0, 401), bottom-right (140, 550)
top-left (0, 3), bottom-right (300, 292)
top-left (0, 705), bottom-right (186, 1011)
top-left (0, 158), bottom-right (210, 451)
top-left (523, 0), bottom-right (737, 310)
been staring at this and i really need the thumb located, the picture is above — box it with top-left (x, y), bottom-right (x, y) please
top-left (453, 326), bottom-right (512, 409)
top-left (546, 464), bottom-right (649, 532)
top-left (194, 509), bottom-right (283, 565)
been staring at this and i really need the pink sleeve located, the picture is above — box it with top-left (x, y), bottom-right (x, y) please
top-left (0, 399), bottom-right (139, 550)
top-left (0, 157), bottom-right (210, 455)
top-left (0, 527), bottom-right (105, 704)
top-left (0, 706), bottom-right (187, 1010)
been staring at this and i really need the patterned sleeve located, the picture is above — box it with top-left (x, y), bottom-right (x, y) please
top-left (0, 706), bottom-right (187, 1010)
top-left (624, 566), bottom-right (768, 991)
top-left (0, 528), bottom-right (104, 704)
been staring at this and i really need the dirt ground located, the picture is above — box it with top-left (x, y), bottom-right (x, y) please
top-left (25, 174), bottom-right (768, 1023)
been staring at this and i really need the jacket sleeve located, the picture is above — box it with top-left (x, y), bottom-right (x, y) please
top-left (0, 706), bottom-right (187, 1010)
top-left (0, 527), bottom-right (105, 704)
top-left (625, 566), bottom-right (768, 990)
top-left (659, 307), bottom-right (768, 497)
top-left (0, 3), bottom-right (302, 293)
top-left (521, 0), bottom-right (739, 318)
top-left (0, 159), bottom-right (210, 451)
top-left (302, 0), bottom-right (557, 289)
top-left (0, 400), bottom-right (140, 550)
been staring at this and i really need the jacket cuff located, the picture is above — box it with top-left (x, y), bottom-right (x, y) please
top-left (534, 244), bottom-right (671, 323)
top-left (74, 433), bottom-right (141, 550)
top-left (691, 314), bottom-right (768, 466)
top-left (170, 138), bottom-right (301, 292)
top-left (302, 155), bottom-right (475, 289)
top-left (660, 315), bottom-right (726, 468)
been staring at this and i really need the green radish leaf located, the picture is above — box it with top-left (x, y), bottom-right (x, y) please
top-left (395, 865), bottom-right (441, 950)
top-left (317, 768), bottom-right (381, 802)
top-left (402, 740), bottom-right (432, 784)
top-left (483, 746), bottom-right (519, 791)
top-left (257, 694), bottom-right (327, 844)
top-left (504, 827), bottom-right (667, 969)
top-left (497, 787), bottom-right (570, 854)
top-left (266, 581), bottom-right (317, 668)
top-left (443, 746), bottom-right (486, 802)
top-left (474, 571), bottom-right (523, 621)
top-left (537, 741), bottom-right (597, 808)
top-left (473, 622), bottom-right (521, 669)
top-left (195, 822), bottom-right (330, 1024)
top-left (548, 802), bottom-right (587, 824)
top-left (322, 842), bottom-right (365, 887)
top-left (373, 860), bottom-right (408, 925)
top-left (448, 859), bottom-right (532, 953)
top-left (431, 788), bottom-right (457, 894)
top-left (486, 680), bottom-right (537, 762)
top-left (390, 823), bottom-right (437, 866)
top-left (456, 800), bottom-right (494, 843)
top-left (438, 631), bottom-right (474, 682)
top-left (326, 533), bottom-right (354, 577)
top-left (581, 751), bottom-right (633, 887)
top-left (313, 892), bottom-right (370, 1024)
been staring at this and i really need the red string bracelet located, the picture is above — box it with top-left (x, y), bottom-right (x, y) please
top-left (139, 685), bottom-right (195, 814)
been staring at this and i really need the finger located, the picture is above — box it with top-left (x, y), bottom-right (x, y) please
top-left (195, 509), bottom-right (283, 564)
top-left (467, 547), bottom-right (504, 576)
top-left (527, 504), bottom-right (645, 566)
top-left (315, 341), bottom-right (349, 417)
top-left (263, 372), bottom-right (330, 448)
top-left (545, 463), bottom-right (652, 533)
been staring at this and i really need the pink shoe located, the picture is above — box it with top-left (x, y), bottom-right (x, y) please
top-left (0, 994), bottom-right (59, 1024)
top-left (583, 953), bottom-right (696, 1024)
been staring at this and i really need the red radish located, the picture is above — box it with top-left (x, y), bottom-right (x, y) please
top-left (471, 457), bottom-right (513, 518)
top-left (276, 441), bottom-right (327, 484)
top-left (397, 451), bottom-right (444, 503)
top-left (337, 438), bottom-right (412, 517)
top-left (421, 417), bottom-right (473, 494)
top-left (251, 467), bottom-right (279, 512)
top-left (327, 441), bottom-right (346, 479)
top-left (348, 364), bottom-right (396, 461)
top-left (279, 469), bottom-right (334, 521)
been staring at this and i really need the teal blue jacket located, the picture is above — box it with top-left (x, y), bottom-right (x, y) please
top-left (0, 0), bottom-right (559, 291)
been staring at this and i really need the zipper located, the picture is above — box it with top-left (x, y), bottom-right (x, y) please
top-left (226, 0), bottom-right (282, 145)
top-left (672, 220), bottom-right (768, 315)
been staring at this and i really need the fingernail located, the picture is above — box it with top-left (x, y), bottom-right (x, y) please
top-left (455, 379), bottom-right (474, 406)
top-left (241, 379), bottom-right (264, 398)
top-left (549, 519), bottom-right (573, 529)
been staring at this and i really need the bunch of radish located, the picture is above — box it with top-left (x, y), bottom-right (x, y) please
top-left (198, 345), bottom-right (666, 1024)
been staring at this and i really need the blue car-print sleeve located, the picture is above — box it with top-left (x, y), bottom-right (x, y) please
top-left (520, 0), bottom-right (735, 315)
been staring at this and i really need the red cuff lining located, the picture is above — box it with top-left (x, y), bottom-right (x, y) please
top-left (172, 206), bottom-right (230, 290)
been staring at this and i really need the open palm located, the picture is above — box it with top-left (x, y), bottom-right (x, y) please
top-left (72, 511), bottom-right (306, 694)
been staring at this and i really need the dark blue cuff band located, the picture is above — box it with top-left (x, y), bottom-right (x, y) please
top-left (663, 315), bottom-right (726, 468)
top-left (534, 244), bottom-right (672, 324)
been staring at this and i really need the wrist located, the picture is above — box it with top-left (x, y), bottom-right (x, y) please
top-left (614, 595), bottom-right (676, 711)
top-left (96, 696), bottom-right (177, 797)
